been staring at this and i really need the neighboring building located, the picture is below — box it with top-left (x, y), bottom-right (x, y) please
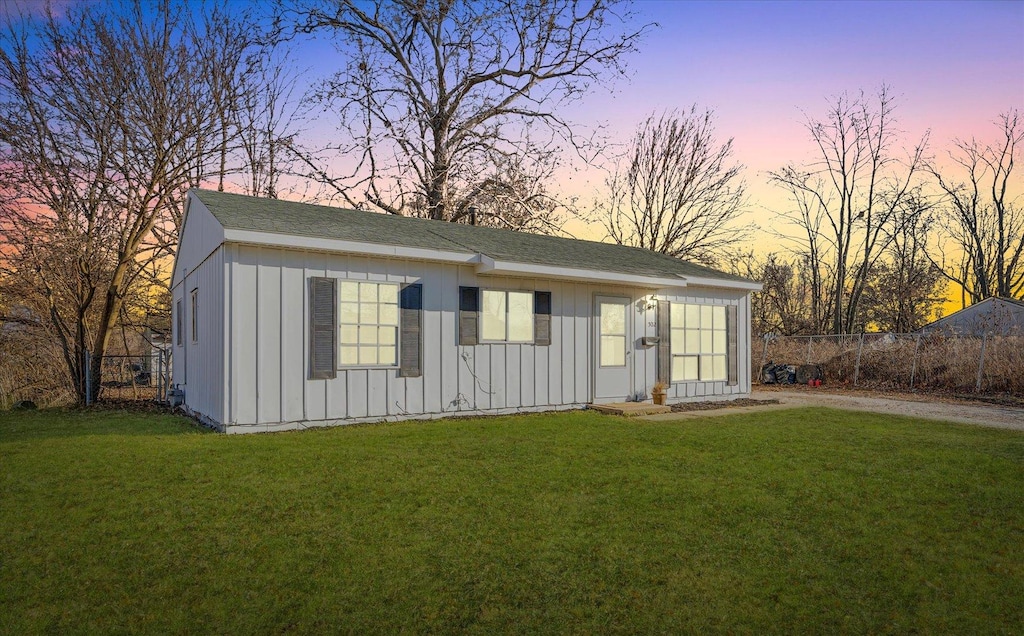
top-left (920, 297), bottom-right (1024, 336)
top-left (170, 189), bottom-right (762, 433)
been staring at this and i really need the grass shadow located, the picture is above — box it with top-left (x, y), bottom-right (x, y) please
top-left (0, 407), bottom-right (209, 442)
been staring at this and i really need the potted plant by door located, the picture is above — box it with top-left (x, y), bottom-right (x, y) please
top-left (651, 381), bottom-right (668, 405)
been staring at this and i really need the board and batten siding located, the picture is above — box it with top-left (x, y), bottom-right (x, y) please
top-left (219, 245), bottom-right (706, 432)
top-left (171, 245), bottom-right (226, 425)
top-left (657, 288), bottom-right (753, 402)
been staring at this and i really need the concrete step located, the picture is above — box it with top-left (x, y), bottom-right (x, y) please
top-left (588, 402), bottom-right (672, 417)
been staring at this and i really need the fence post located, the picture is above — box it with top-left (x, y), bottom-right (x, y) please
top-left (853, 333), bottom-right (865, 386)
top-left (759, 334), bottom-right (769, 383)
top-left (84, 349), bottom-right (92, 406)
top-left (976, 332), bottom-right (988, 393)
top-left (157, 351), bottom-right (164, 402)
top-left (805, 336), bottom-right (813, 363)
top-left (909, 333), bottom-right (921, 390)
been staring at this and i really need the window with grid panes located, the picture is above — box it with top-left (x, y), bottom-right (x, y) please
top-left (670, 303), bottom-right (727, 381)
top-left (338, 281), bottom-right (399, 366)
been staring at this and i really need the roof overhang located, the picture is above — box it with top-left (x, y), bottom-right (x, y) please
top-left (170, 194), bottom-right (193, 290)
top-left (476, 255), bottom-right (687, 288)
top-left (222, 229), bottom-right (479, 265)
top-left (218, 230), bottom-right (761, 291)
top-left (679, 275), bottom-right (763, 292)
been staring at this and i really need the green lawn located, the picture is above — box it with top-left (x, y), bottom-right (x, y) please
top-left (1, 407), bottom-right (1022, 634)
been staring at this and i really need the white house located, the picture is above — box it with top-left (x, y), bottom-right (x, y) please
top-left (170, 189), bottom-right (762, 433)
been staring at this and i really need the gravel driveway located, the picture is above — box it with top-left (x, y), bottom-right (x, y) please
top-left (751, 389), bottom-right (1024, 431)
top-left (640, 388), bottom-right (1024, 431)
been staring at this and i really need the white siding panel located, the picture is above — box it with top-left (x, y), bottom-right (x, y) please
top-left (257, 248), bottom-right (282, 424)
top-left (172, 286), bottom-right (185, 389)
top-left (491, 345), bottom-right (507, 409)
top-left (559, 282), bottom-right (573, 406)
top-left (368, 369), bottom-right (389, 417)
top-left (213, 244), bottom-right (755, 430)
top-left (574, 285), bottom-right (589, 404)
top-left (231, 248), bottom-right (258, 425)
top-left (534, 326), bottom-right (549, 406)
top-left (474, 345), bottom-right (491, 411)
top-left (280, 251), bottom-right (305, 423)
top-left (347, 369), bottom-right (368, 418)
top-left (506, 344), bottom-right (521, 408)
top-left (740, 293), bottom-right (752, 393)
top-left (520, 342), bottom-right (535, 408)
top-left (176, 245), bottom-right (226, 426)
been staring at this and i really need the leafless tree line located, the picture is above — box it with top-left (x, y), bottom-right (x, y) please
top-left (0, 0), bottom-right (298, 403)
top-left (0, 1), bottom-right (1019, 406)
top-left (749, 88), bottom-right (1021, 336)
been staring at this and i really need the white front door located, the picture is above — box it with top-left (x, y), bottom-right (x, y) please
top-left (594, 296), bottom-right (632, 402)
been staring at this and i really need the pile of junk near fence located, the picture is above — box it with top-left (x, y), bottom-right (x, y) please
top-left (761, 362), bottom-right (824, 386)
top-left (756, 332), bottom-right (1024, 394)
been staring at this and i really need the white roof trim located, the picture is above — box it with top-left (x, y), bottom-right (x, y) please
top-left (476, 255), bottom-right (688, 288)
top-left (682, 275), bottom-right (763, 291)
top-left (222, 229), bottom-right (479, 264)
top-left (216, 229), bottom-right (759, 291)
top-left (169, 195), bottom-right (192, 290)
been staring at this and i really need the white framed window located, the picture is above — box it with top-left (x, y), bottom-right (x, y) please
top-left (481, 289), bottom-right (533, 343)
top-left (670, 303), bottom-right (727, 381)
top-left (338, 281), bottom-right (399, 367)
top-left (190, 289), bottom-right (199, 343)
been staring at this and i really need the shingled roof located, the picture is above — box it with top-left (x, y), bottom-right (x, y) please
top-left (192, 189), bottom-right (753, 285)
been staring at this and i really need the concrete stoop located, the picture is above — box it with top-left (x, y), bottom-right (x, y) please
top-left (588, 402), bottom-right (672, 417)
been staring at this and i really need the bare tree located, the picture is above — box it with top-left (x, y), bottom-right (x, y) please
top-left (282, 0), bottom-right (651, 228)
top-left (770, 87), bottom-right (928, 334)
top-left (235, 49), bottom-right (305, 199)
top-left (726, 251), bottom-right (823, 336)
top-left (599, 107), bottom-right (748, 266)
top-left (859, 194), bottom-right (944, 331)
top-left (0, 0), bottom-right (254, 403)
top-left (929, 110), bottom-right (1024, 303)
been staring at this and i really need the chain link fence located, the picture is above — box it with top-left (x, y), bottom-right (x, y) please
top-left (756, 332), bottom-right (1023, 394)
top-left (86, 349), bottom-right (172, 404)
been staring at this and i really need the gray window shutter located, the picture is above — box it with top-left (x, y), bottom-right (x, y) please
top-left (309, 277), bottom-right (336, 380)
top-left (657, 299), bottom-right (671, 384)
top-left (399, 284), bottom-right (423, 377)
top-left (459, 286), bottom-right (479, 345)
top-left (534, 291), bottom-right (551, 346)
top-left (727, 304), bottom-right (739, 386)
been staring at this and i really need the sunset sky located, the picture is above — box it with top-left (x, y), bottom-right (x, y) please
top-left (563, 0), bottom-right (1024, 236)
top-left (6, 0), bottom-right (1023, 243)
top-left (288, 0), bottom-right (1023, 243)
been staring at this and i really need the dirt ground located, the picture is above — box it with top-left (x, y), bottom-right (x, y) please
top-left (641, 386), bottom-right (1024, 431)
